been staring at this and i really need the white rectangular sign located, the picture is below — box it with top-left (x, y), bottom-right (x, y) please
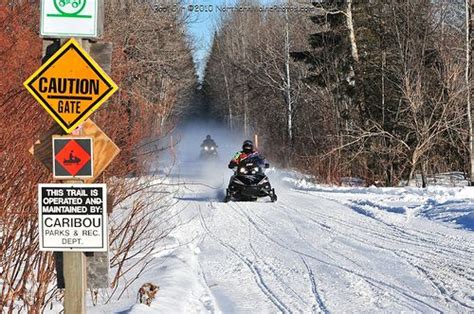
top-left (38, 184), bottom-right (107, 252)
top-left (40, 0), bottom-right (101, 38)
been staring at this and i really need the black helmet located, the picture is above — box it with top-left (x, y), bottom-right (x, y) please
top-left (242, 140), bottom-right (254, 153)
top-left (206, 135), bottom-right (211, 139)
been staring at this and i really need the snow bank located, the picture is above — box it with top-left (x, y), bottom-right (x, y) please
top-left (126, 244), bottom-right (215, 313)
top-left (281, 172), bottom-right (474, 232)
top-left (89, 236), bottom-right (217, 313)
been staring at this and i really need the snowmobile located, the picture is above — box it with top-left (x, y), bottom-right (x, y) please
top-left (63, 152), bottom-right (81, 164)
top-left (200, 145), bottom-right (218, 160)
top-left (224, 157), bottom-right (277, 202)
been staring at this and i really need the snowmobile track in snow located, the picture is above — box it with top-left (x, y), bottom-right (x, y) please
top-left (198, 205), bottom-right (293, 313)
top-left (226, 201), bottom-right (334, 312)
top-left (278, 195), bottom-right (474, 311)
top-left (230, 201), bottom-right (424, 310)
top-left (226, 202), bottom-right (442, 312)
top-left (300, 257), bottom-right (329, 314)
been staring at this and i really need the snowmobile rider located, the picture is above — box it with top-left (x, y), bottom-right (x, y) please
top-left (201, 135), bottom-right (217, 149)
top-left (228, 140), bottom-right (266, 169)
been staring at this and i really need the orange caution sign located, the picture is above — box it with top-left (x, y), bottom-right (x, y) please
top-left (24, 39), bottom-right (118, 133)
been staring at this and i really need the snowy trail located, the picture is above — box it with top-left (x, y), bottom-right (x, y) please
top-left (105, 132), bottom-right (474, 314)
top-left (161, 161), bottom-right (474, 313)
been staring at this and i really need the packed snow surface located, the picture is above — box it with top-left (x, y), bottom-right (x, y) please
top-left (90, 124), bottom-right (474, 313)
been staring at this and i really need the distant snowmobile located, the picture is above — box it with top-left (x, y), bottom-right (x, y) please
top-left (200, 135), bottom-right (218, 160)
top-left (224, 156), bottom-right (277, 202)
top-left (200, 145), bottom-right (218, 160)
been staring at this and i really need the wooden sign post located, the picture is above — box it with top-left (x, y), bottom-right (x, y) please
top-left (64, 251), bottom-right (87, 312)
top-left (62, 39), bottom-right (91, 314)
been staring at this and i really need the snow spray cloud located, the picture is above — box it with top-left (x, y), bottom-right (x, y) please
top-left (161, 120), bottom-right (249, 199)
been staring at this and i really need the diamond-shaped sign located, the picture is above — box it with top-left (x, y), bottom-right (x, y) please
top-left (24, 39), bottom-right (118, 133)
top-left (30, 119), bottom-right (120, 182)
top-left (79, 120), bottom-right (120, 183)
top-left (53, 136), bottom-right (93, 178)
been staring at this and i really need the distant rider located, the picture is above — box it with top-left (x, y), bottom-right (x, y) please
top-left (228, 140), bottom-right (266, 169)
top-left (201, 135), bottom-right (217, 149)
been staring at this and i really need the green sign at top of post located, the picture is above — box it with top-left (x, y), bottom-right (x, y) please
top-left (41, 0), bottom-right (103, 38)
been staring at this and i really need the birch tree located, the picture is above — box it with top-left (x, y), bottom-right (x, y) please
top-left (467, 0), bottom-right (473, 184)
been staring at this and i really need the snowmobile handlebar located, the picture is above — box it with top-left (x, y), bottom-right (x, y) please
top-left (228, 160), bottom-right (269, 170)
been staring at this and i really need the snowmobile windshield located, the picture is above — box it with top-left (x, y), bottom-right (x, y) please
top-left (241, 154), bottom-right (265, 166)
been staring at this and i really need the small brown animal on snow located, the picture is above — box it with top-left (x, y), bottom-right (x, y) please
top-left (138, 282), bottom-right (160, 306)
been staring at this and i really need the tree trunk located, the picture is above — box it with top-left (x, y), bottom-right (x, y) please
top-left (242, 34), bottom-right (249, 136)
top-left (220, 59), bottom-right (233, 131)
top-left (346, 0), bottom-right (359, 63)
top-left (407, 151), bottom-right (419, 186)
top-left (407, 165), bottom-right (416, 186)
top-left (467, 0), bottom-right (474, 184)
top-left (244, 92), bottom-right (248, 136)
top-left (421, 161), bottom-right (427, 188)
top-left (285, 9), bottom-right (293, 146)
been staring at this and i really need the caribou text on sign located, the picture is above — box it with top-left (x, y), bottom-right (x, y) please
top-left (38, 184), bottom-right (107, 251)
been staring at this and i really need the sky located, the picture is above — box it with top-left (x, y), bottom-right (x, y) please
top-left (185, 0), bottom-right (228, 81)
top-left (184, 0), bottom-right (277, 81)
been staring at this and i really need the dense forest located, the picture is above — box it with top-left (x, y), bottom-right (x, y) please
top-left (204, 0), bottom-right (473, 187)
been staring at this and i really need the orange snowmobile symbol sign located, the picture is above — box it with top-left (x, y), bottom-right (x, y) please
top-left (53, 136), bottom-right (93, 179)
top-left (24, 39), bottom-right (118, 133)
